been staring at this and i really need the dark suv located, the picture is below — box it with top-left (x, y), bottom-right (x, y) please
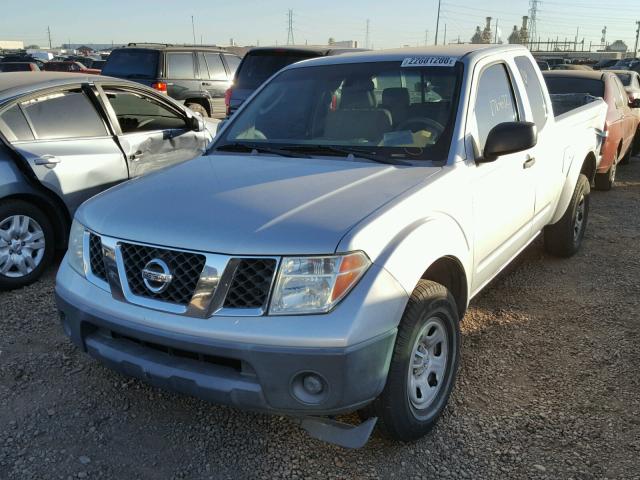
top-left (102, 43), bottom-right (241, 118)
top-left (226, 46), bottom-right (363, 117)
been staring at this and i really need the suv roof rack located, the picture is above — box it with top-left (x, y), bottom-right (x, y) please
top-left (127, 42), bottom-right (225, 49)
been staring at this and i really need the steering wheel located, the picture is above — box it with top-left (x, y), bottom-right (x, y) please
top-left (396, 117), bottom-right (445, 139)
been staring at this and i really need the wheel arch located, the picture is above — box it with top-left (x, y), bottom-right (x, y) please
top-left (420, 256), bottom-right (469, 318)
top-left (184, 97), bottom-right (212, 116)
top-left (580, 151), bottom-right (597, 184)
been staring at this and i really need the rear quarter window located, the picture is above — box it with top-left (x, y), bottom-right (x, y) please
top-left (102, 49), bottom-right (159, 78)
top-left (235, 51), bottom-right (318, 89)
top-left (167, 52), bottom-right (195, 79)
top-left (514, 56), bottom-right (548, 129)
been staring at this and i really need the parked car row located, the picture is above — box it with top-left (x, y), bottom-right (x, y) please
top-left (0, 72), bottom-right (215, 288)
top-left (50, 44), bottom-right (633, 448)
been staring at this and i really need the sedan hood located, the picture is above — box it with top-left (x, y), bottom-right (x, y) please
top-left (77, 154), bottom-right (440, 255)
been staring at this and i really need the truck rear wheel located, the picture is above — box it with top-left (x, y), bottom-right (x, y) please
top-left (367, 280), bottom-right (460, 441)
top-left (543, 173), bottom-right (590, 258)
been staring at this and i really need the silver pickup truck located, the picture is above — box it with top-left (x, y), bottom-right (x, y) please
top-left (55, 45), bottom-right (606, 447)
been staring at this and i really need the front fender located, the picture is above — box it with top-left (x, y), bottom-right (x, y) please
top-left (364, 213), bottom-right (472, 308)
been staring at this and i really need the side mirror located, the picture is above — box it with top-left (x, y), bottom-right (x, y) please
top-left (189, 112), bottom-right (205, 132)
top-left (477, 122), bottom-right (537, 163)
top-left (629, 98), bottom-right (640, 109)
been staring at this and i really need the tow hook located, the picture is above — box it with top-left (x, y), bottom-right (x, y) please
top-left (293, 416), bottom-right (378, 449)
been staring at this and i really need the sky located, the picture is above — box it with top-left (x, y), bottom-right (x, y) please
top-left (1, 0), bottom-right (639, 52)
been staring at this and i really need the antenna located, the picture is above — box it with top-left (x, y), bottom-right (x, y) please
top-left (287, 9), bottom-right (295, 45)
top-left (528, 0), bottom-right (540, 49)
top-left (365, 19), bottom-right (370, 49)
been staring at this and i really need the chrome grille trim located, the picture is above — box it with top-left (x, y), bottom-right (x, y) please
top-left (92, 234), bottom-right (278, 318)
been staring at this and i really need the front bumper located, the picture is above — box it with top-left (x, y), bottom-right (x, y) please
top-left (56, 284), bottom-right (397, 416)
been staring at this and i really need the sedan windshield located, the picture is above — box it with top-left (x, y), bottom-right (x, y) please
top-left (215, 61), bottom-right (462, 162)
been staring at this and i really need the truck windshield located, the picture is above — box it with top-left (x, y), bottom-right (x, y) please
top-left (216, 61), bottom-right (462, 162)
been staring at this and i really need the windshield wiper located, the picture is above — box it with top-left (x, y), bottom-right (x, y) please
top-left (286, 145), bottom-right (410, 166)
top-left (215, 142), bottom-right (310, 158)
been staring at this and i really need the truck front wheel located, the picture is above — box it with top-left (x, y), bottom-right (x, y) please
top-left (369, 280), bottom-right (460, 441)
top-left (543, 173), bottom-right (590, 257)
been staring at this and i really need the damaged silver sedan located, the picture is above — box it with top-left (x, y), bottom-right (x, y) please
top-left (0, 72), bottom-right (215, 289)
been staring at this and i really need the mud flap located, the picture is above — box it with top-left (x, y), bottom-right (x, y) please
top-left (297, 416), bottom-right (377, 449)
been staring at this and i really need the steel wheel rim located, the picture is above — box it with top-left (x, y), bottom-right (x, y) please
top-left (407, 316), bottom-right (449, 413)
top-left (573, 194), bottom-right (585, 241)
top-left (0, 215), bottom-right (46, 278)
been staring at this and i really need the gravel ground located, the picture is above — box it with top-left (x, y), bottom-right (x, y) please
top-left (1, 156), bottom-right (639, 480)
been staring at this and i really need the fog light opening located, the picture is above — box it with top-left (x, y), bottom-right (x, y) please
top-left (291, 371), bottom-right (329, 405)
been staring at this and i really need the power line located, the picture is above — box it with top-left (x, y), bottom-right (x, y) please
top-left (287, 9), bottom-right (295, 45)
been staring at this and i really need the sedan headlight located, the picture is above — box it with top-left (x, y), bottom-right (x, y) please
top-left (67, 219), bottom-right (86, 277)
top-left (269, 252), bottom-right (370, 315)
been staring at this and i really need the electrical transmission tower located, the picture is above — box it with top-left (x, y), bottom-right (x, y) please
top-left (287, 9), bottom-right (295, 45)
top-left (528, 0), bottom-right (541, 48)
top-left (365, 19), bottom-right (370, 49)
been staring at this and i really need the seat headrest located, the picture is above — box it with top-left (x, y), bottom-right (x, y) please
top-left (382, 87), bottom-right (410, 107)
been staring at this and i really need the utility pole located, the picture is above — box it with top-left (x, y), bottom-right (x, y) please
top-left (435, 0), bottom-right (441, 45)
top-left (424, 30), bottom-right (429, 46)
top-left (494, 19), bottom-right (499, 44)
top-left (191, 15), bottom-right (196, 44)
top-left (47, 26), bottom-right (52, 49)
top-left (634, 21), bottom-right (640, 58)
top-left (528, 0), bottom-right (540, 49)
top-left (443, 24), bottom-right (447, 45)
top-left (575, 27), bottom-right (579, 51)
top-left (287, 9), bottom-right (295, 45)
top-left (365, 19), bottom-right (370, 49)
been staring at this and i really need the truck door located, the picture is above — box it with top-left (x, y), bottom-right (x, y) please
top-left (98, 85), bottom-right (206, 178)
top-left (513, 55), bottom-right (560, 232)
top-left (0, 87), bottom-right (128, 214)
top-left (468, 62), bottom-right (536, 292)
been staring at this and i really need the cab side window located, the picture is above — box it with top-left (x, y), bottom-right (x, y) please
top-left (514, 56), bottom-right (548, 129)
top-left (167, 53), bottom-right (195, 79)
top-left (104, 88), bottom-right (187, 133)
top-left (474, 64), bottom-right (518, 152)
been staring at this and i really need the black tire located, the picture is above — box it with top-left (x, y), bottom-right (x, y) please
top-left (0, 200), bottom-right (54, 290)
top-left (594, 162), bottom-right (616, 191)
top-left (365, 280), bottom-right (460, 441)
top-left (185, 102), bottom-right (209, 118)
top-left (543, 173), bottom-right (590, 258)
top-left (633, 130), bottom-right (640, 156)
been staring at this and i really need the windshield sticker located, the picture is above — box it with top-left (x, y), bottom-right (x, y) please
top-left (401, 56), bottom-right (457, 67)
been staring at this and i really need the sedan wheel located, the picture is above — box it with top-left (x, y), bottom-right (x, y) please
top-left (0, 215), bottom-right (46, 277)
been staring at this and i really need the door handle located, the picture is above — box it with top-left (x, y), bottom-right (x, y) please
top-left (523, 157), bottom-right (536, 169)
top-left (34, 155), bottom-right (60, 167)
top-left (129, 150), bottom-right (143, 161)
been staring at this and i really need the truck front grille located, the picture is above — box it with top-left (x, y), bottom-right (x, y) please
top-left (224, 259), bottom-right (277, 309)
top-left (89, 233), bottom-right (107, 281)
top-left (120, 242), bottom-right (206, 306)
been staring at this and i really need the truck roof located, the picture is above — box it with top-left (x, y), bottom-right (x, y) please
top-left (286, 44), bottom-right (529, 69)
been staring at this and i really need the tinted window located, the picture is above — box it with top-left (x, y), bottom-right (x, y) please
top-left (20, 90), bottom-right (106, 140)
top-left (616, 73), bottom-right (631, 86)
top-left (224, 55), bottom-right (241, 76)
top-left (235, 51), bottom-right (318, 89)
top-left (203, 53), bottom-right (227, 80)
top-left (102, 49), bottom-right (159, 78)
top-left (0, 63), bottom-right (32, 72)
top-left (0, 105), bottom-right (34, 141)
top-left (167, 53), bottom-right (195, 79)
top-left (515, 56), bottom-right (548, 129)
top-left (104, 88), bottom-right (187, 133)
top-left (474, 64), bottom-right (518, 151)
top-left (544, 76), bottom-right (605, 97)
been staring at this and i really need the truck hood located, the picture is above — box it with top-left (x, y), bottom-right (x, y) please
top-left (77, 154), bottom-right (440, 255)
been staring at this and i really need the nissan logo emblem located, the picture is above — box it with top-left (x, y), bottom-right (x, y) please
top-left (141, 258), bottom-right (173, 293)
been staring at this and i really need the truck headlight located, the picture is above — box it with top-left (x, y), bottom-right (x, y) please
top-left (269, 252), bottom-right (370, 315)
top-left (67, 219), bottom-right (86, 277)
